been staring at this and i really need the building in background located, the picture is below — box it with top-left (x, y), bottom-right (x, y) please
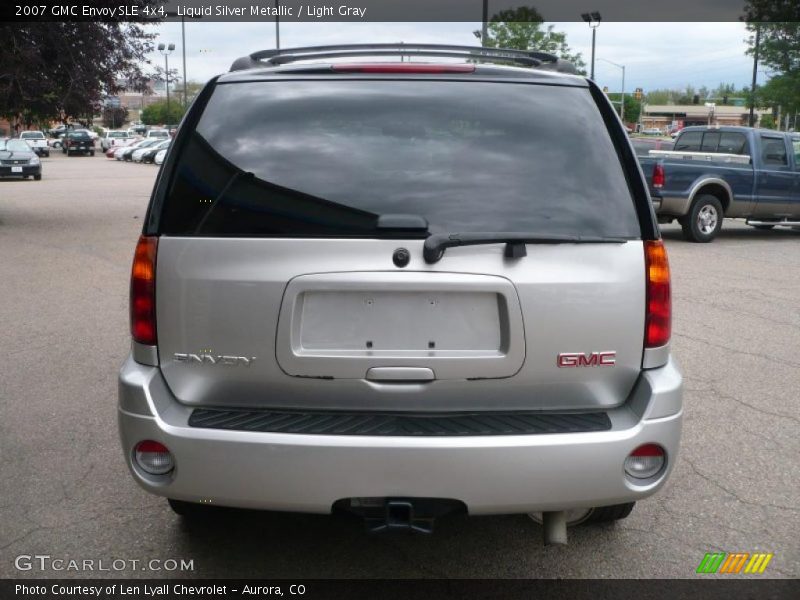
top-left (641, 104), bottom-right (772, 130)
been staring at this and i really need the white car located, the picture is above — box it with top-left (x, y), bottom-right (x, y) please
top-left (154, 148), bottom-right (168, 165)
top-left (19, 131), bottom-right (50, 157)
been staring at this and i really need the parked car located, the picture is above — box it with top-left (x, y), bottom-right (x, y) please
top-left (50, 133), bottom-right (66, 149)
top-left (47, 124), bottom-right (70, 138)
top-left (0, 138), bottom-right (42, 180)
top-left (62, 131), bottom-right (95, 156)
top-left (154, 148), bottom-right (167, 165)
top-left (117, 138), bottom-right (160, 161)
top-left (72, 128), bottom-right (99, 141)
top-left (19, 131), bottom-right (50, 157)
top-left (101, 130), bottom-right (133, 152)
top-left (134, 140), bottom-right (171, 163)
top-left (641, 127), bottom-right (664, 136)
top-left (640, 126), bottom-right (800, 242)
top-left (119, 44), bottom-right (682, 541)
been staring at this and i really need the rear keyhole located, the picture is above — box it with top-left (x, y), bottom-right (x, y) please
top-left (366, 341), bottom-right (373, 349)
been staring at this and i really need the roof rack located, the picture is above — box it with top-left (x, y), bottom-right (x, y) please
top-left (229, 43), bottom-right (578, 74)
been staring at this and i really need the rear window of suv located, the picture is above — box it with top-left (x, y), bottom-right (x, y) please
top-left (156, 80), bottom-right (641, 239)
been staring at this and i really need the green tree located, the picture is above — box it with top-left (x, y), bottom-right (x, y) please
top-left (141, 100), bottom-right (186, 126)
top-left (482, 6), bottom-right (587, 75)
top-left (605, 93), bottom-right (641, 124)
top-left (759, 114), bottom-right (776, 129)
top-left (102, 106), bottom-right (129, 129)
top-left (744, 2), bottom-right (800, 121)
top-left (0, 13), bottom-right (157, 130)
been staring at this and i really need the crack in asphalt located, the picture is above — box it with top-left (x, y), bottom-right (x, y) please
top-left (683, 457), bottom-right (799, 513)
top-left (674, 332), bottom-right (800, 369)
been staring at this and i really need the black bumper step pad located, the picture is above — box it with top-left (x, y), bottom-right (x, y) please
top-left (188, 407), bottom-right (612, 436)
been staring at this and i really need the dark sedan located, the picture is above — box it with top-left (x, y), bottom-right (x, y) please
top-left (0, 138), bottom-right (42, 180)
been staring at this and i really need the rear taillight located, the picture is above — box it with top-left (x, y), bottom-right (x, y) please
top-left (130, 235), bottom-right (158, 345)
top-left (644, 240), bottom-right (671, 348)
top-left (331, 63), bottom-right (475, 74)
top-left (652, 163), bottom-right (665, 188)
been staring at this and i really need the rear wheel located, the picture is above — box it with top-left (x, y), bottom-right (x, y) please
top-left (90, 150), bottom-right (95, 156)
top-left (528, 503), bottom-right (635, 527)
top-left (750, 224), bottom-right (775, 230)
top-left (582, 502), bottom-right (635, 524)
top-left (680, 194), bottom-right (723, 242)
top-left (34, 174), bottom-right (42, 181)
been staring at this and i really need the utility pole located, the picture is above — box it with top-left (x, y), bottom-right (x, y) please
top-left (749, 24), bottom-right (760, 127)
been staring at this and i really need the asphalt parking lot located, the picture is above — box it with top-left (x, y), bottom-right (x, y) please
top-left (1, 152), bottom-right (798, 579)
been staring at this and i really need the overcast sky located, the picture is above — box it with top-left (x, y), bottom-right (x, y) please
top-left (146, 21), bottom-right (769, 93)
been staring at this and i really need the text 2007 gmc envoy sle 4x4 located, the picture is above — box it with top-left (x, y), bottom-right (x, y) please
top-left (118, 44), bottom-right (682, 544)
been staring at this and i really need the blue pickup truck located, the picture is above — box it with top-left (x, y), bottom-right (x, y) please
top-left (640, 126), bottom-right (800, 242)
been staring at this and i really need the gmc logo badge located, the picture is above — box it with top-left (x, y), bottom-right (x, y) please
top-left (557, 351), bottom-right (617, 368)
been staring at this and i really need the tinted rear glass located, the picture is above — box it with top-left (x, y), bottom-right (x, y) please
top-left (674, 131), bottom-right (702, 151)
top-left (158, 80), bottom-right (640, 238)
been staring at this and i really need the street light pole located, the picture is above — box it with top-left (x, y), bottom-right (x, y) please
top-left (275, 0), bottom-right (281, 50)
top-left (181, 17), bottom-right (187, 106)
top-left (482, 0), bottom-right (488, 45)
top-left (157, 43), bottom-right (175, 123)
top-left (581, 12), bottom-right (602, 79)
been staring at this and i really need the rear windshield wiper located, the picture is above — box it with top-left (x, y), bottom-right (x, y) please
top-left (423, 232), bottom-right (629, 264)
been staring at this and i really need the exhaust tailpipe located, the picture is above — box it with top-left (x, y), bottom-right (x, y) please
top-left (541, 511), bottom-right (568, 546)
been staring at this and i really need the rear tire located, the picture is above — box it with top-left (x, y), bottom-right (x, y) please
top-left (34, 174), bottom-right (42, 181)
top-left (582, 502), bottom-right (635, 524)
top-left (680, 195), bottom-right (723, 242)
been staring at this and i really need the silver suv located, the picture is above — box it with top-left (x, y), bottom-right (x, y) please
top-left (119, 44), bottom-right (682, 543)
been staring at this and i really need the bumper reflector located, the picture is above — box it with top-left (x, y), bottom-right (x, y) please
top-left (134, 440), bottom-right (174, 475)
top-left (624, 443), bottom-right (665, 479)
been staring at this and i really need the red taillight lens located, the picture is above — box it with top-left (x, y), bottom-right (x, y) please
top-left (644, 240), bottom-right (671, 348)
top-left (331, 63), bottom-right (475, 74)
top-left (130, 235), bottom-right (158, 345)
top-left (652, 163), bottom-right (665, 188)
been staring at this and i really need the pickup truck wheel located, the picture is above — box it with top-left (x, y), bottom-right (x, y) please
top-left (681, 195), bottom-right (722, 242)
top-left (33, 174), bottom-right (42, 181)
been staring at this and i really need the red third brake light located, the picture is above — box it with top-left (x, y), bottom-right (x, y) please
top-left (331, 63), bottom-right (476, 74)
top-left (130, 235), bottom-right (158, 345)
top-left (652, 163), bottom-right (665, 188)
top-left (644, 240), bottom-right (671, 348)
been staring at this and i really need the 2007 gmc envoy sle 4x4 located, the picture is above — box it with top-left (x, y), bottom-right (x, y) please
top-left (118, 44), bottom-right (682, 544)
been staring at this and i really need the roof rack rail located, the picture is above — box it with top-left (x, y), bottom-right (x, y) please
top-left (229, 43), bottom-right (578, 74)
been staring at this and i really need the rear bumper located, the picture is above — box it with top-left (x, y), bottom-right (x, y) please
top-left (118, 355), bottom-right (683, 515)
